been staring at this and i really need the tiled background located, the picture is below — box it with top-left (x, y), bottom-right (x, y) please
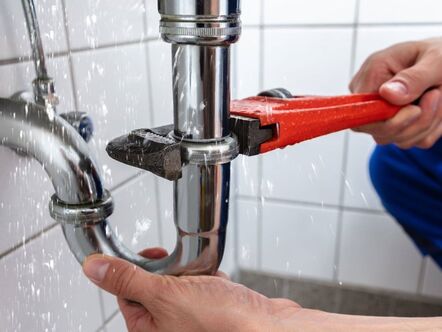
top-left (0, 0), bottom-right (441, 331)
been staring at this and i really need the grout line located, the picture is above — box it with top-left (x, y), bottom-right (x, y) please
top-left (417, 257), bottom-right (428, 294)
top-left (2, 22), bottom-right (442, 67)
top-left (97, 290), bottom-right (108, 332)
top-left (95, 309), bottom-right (120, 332)
top-left (256, 5), bottom-right (265, 270)
top-left (332, 0), bottom-right (361, 282)
top-left (59, 0), bottom-right (79, 112)
top-left (109, 171), bottom-right (145, 194)
top-left (237, 195), bottom-right (386, 216)
top-left (0, 221), bottom-right (59, 260)
top-left (0, 37), bottom-right (160, 67)
top-left (232, 43), bottom-right (239, 270)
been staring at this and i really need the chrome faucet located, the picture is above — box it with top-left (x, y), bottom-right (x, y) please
top-left (0, 0), bottom-right (241, 276)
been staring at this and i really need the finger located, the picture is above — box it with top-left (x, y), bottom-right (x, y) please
top-left (138, 248), bottom-right (169, 259)
top-left (83, 254), bottom-right (164, 305)
top-left (352, 105), bottom-right (422, 137)
top-left (350, 56), bottom-right (394, 93)
top-left (396, 119), bottom-right (442, 149)
top-left (380, 55), bottom-right (442, 105)
top-left (391, 89), bottom-right (440, 142)
top-left (416, 121), bottom-right (442, 149)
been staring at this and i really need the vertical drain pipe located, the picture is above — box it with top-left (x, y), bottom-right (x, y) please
top-left (159, 0), bottom-right (241, 274)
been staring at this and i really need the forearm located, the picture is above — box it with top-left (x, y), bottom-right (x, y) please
top-left (279, 308), bottom-right (442, 332)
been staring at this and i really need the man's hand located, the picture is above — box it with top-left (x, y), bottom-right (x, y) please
top-left (350, 38), bottom-right (442, 149)
top-left (82, 250), bottom-right (301, 332)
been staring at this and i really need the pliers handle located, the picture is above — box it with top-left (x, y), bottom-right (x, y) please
top-left (230, 93), bottom-right (401, 156)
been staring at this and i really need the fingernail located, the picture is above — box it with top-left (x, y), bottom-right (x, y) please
top-left (383, 81), bottom-right (408, 95)
top-left (84, 258), bottom-right (110, 283)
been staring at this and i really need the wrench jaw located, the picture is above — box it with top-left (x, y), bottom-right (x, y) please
top-left (230, 115), bottom-right (274, 157)
top-left (106, 125), bottom-right (183, 181)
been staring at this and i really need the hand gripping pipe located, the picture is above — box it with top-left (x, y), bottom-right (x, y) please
top-left (0, 0), bottom-right (241, 276)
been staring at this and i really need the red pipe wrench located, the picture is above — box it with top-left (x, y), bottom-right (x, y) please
top-left (230, 92), bottom-right (401, 156)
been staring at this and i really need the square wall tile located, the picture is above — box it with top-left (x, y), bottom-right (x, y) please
top-left (0, 0), bottom-right (67, 60)
top-left (241, 0), bottom-right (262, 26)
top-left (338, 211), bottom-right (422, 293)
top-left (145, 0), bottom-right (161, 38)
top-left (0, 147), bottom-right (54, 255)
top-left (354, 26), bottom-right (442, 73)
top-left (64, 0), bottom-right (145, 49)
top-left (421, 258), bottom-right (442, 298)
top-left (359, 0), bottom-right (442, 24)
top-left (72, 44), bottom-right (151, 188)
top-left (261, 203), bottom-right (339, 281)
top-left (234, 155), bottom-right (260, 198)
top-left (263, 0), bottom-right (356, 25)
top-left (146, 40), bottom-right (174, 127)
top-left (262, 132), bottom-right (345, 206)
top-left (236, 199), bottom-right (260, 270)
top-left (263, 28), bottom-right (353, 95)
top-left (0, 226), bottom-right (102, 332)
top-left (235, 27), bottom-right (261, 99)
top-left (343, 132), bottom-right (383, 210)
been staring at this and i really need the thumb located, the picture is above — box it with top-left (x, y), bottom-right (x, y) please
top-left (380, 59), bottom-right (440, 105)
top-left (83, 254), bottom-right (162, 304)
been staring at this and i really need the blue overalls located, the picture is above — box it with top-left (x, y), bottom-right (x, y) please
top-left (370, 139), bottom-right (442, 268)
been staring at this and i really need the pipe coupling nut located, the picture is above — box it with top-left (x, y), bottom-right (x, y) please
top-left (180, 135), bottom-right (239, 165)
top-left (49, 190), bottom-right (114, 225)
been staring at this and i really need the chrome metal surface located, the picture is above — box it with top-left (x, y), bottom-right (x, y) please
top-left (172, 45), bottom-right (231, 141)
top-left (180, 135), bottom-right (239, 165)
top-left (159, 0), bottom-right (241, 45)
top-left (50, 191), bottom-right (114, 225)
top-left (0, 97), bottom-right (227, 275)
top-left (22, 0), bottom-right (59, 108)
top-left (21, 0), bottom-right (48, 80)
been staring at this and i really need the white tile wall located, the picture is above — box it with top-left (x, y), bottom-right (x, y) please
top-left (0, 227), bottom-right (102, 332)
top-left (1, 1), bottom-right (442, 331)
top-left (262, 202), bottom-right (339, 281)
top-left (263, 0), bottom-right (357, 25)
top-left (237, 199), bottom-right (260, 270)
top-left (0, 0), bottom-right (67, 60)
top-left (72, 44), bottom-right (151, 188)
top-left (338, 211), bottom-right (422, 293)
top-left (343, 132), bottom-right (383, 210)
top-left (64, 0), bottom-right (145, 49)
top-left (105, 312), bottom-right (127, 332)
top-left (262, 133), bottom-right (345, 205)
top-left (359, 0), bottom-right (442, 24)
top-left (263, 28), bottom-right (353, 95)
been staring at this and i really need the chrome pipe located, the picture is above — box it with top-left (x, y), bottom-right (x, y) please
top-left (21, 0), bottom-right (58, 108)
top-left (160, 0), bottom-right (241, 275)
top-left (172, 45), bottom-right (231, 141)
top-left (21, 0), bottom-right (48, 80)
top-left (0, 98), bottom-right (221, 275)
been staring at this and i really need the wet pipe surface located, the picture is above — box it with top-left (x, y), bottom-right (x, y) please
top-left (231, 93), bottom-right (401, 154)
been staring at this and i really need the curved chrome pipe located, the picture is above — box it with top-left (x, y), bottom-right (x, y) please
top-left (0, 98), bottom-right (226, 275)
top-left (21, 0), bottom-right (48, 80)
